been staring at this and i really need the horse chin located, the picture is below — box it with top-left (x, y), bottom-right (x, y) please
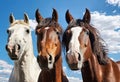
top-left (8, 52), bottom-right (20, 60)
top-left (68, 63), bottom-right (81, 70)
top-left (48, 63), bottom-right (54, 69)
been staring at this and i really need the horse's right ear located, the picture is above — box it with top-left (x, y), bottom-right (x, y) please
top-left (35, 9), bottom-right (43, 23)
top-left (83, 8), bottom-right (91, 24)
top-left (9, 14), bottom-right (15, 24)
top-left (65, 10), bottom-right (73, 24)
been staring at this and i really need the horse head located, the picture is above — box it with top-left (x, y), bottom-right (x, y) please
top-left (63, 9), bottom-right (108, 70)
top-left (35, 9), bottom-right (62, 69)
top-left (6, 13), bottom-right (31, 60)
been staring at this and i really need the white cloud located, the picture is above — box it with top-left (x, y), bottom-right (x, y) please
top-left (106, 0), bottom-right (120, 6)
top-left (0, 60), bottom-right (13, 82)
top-left (112, 10), bottom-right (117, 13)
top-left (91, 11), bottom-right (120, 54)
top-left (29, 19), bottom-right (37, 31)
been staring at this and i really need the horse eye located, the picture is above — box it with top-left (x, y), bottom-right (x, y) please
top-left (86, 31), bottom-right (89, 35)
top-left (84, 29), bottom-right (89, 35)
top-left (56, 31), bottom-right (59, 35)
top-left (26, 29), bottom-right (30, 34)
top-left (7, 29), bottom-right (11, 35)
top-left (7, 29), bottom-right (9, 34)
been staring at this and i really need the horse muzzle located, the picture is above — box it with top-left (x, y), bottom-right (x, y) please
top-left (66, 52), bottom-right (81, 70)
top-left (6, 44), bottom-right (20, 60)
top-left (37, 55), bottom-right (49, 69)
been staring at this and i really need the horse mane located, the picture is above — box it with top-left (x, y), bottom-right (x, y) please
top-left (84, 23), bottom-right (108, 65)
top-left (37, 18), bottom-right (63, 34)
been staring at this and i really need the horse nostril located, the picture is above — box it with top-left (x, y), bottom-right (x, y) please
top-left (15, 44), bottom-right (20, 50)
top-left (17, 44), bottom-right (20, 50)
top-left (78, 53), bottom-right (81, 61)
top-left (49, 55), bottom-right (52, 61)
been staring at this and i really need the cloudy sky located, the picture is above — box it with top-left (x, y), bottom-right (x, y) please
top-left (0, 0), bottom-right (120, 82)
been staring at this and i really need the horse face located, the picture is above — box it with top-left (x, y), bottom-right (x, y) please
top-left (63, 26), bottom-right (90, 70)
top-left (63, 9), bottom-right (91, 70)
top-left (35, 9), bottom-right (61, 69)
top-left (36, 26), bottom-right (61, 69)
top-left (6, 14), bottom-right (30, 60)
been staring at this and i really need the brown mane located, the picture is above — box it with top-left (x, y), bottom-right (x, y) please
top-left (84, 23), bottom-right (108, 65)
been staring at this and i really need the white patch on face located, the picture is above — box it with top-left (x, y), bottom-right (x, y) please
top-left (45, 27), bottom-right (50, 30)
top-left (68, 26), bottom-right (84, 69)
top-left (70, 27), bottom-right (82, 51)
top-left (47, 55), bottom-right (55, 69)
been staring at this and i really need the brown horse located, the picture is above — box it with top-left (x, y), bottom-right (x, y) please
top-left (35, 9), bottom-right (68, 82)
top-left (62, 8), bottom-right (120, 82)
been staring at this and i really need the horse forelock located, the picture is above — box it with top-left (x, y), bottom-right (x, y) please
top-left (67, 19), bottom-right (82, 29)
top-left (37, 18), bottom-right (62, 34)
top-left (10, 20), bottom-right (29, 27)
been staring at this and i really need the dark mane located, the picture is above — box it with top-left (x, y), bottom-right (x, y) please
top-left (84, 23), bottom-right (108, 65)
top-left (67, 19), bottom-right (83, 30)
top-left (37, 18), bottom-right (63, 34)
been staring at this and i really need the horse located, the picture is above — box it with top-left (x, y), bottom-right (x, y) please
top-left (6, 13), bottom-right (41, 82)
top-left (62, 8), bottom-right (120, 82)
top-left (35, 8), bottom-right (68, 82)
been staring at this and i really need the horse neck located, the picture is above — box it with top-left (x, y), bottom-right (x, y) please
top-left (81, 54), bottom-right (102, 82)
top-left (39, 69), bottom-right (55, 82)
top-left (38, 55), bottom-right (62, 82)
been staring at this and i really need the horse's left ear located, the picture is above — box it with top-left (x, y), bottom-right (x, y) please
top-left (9, 14), bottom-right (15, 24)
top-left (83, 8), bottom-right (91, 24)
top-left (24, 13), bottom-right (29, 24)
top-left (52, 8), bottom-right (58, 22)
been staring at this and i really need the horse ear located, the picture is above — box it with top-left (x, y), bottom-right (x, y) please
top-left (52, 8), bottom-right (58, 22)
top-left (35, 9), bottom-right (43, 23)
top-left (83, 8), bottom-right (91, 24)
top-left (24, 13), bottom-right (29, 24)
top-left (65, 10), bottom-right (73, 24)
top-left (9, 14), bottom-right (15, 24)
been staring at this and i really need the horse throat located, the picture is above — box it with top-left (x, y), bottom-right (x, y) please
top-left (81, 54), bottom-right (102, 82)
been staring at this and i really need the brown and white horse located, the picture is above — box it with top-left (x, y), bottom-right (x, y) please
top-left (62, 8), bottom-right (120, 82)
top-left (35, 9), bottom-right (68, 82)
top-left (6, 14), bottom-right (41, 82)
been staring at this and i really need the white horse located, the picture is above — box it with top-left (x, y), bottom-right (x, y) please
top-left (6, 13), bottom-right (41, 82)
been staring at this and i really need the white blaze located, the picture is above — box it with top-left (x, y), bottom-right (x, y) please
top-left (68, 26), bottom-right (84, 69)
top-left (69, 27), bottom-right (82, 52)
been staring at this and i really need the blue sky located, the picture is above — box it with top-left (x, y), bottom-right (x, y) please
top-left (0, 0), bottom-right (120, 82)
